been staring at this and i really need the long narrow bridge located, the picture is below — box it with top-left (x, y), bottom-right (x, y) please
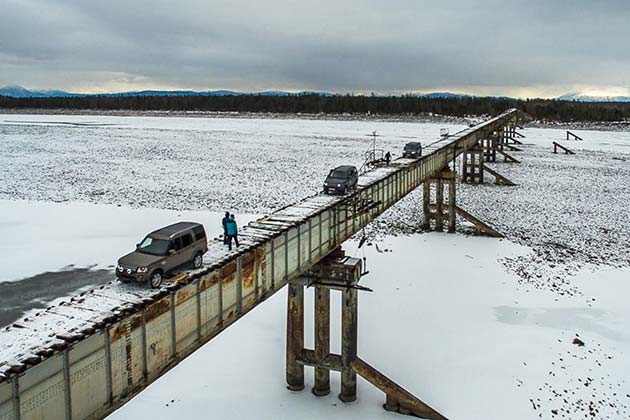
top-left (0, 109), bottom-right (521, 420)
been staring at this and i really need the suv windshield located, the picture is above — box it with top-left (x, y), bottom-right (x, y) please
top-left (405, 144), bottom-right (421, 150)
top-left (137, 236), bottom-right (170, 256)
top-left (329, 169), bottom-right (349, 179)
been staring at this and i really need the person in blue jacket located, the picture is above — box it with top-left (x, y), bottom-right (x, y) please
top-left (221, 211), bottom-right (230, 244)
top-left (226, 214), bottom-right (239, 250)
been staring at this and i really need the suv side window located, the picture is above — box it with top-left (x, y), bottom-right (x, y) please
top-left (182, 233), bottom-right (193, 248)
top-left (193, 226), bottom-right (206, 241)
top-left (171, 237), bottom-right (183, 251)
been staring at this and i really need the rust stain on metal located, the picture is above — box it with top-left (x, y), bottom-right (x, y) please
top-left (255, 246), bottom-right (267, 292)
top-left (221, 261), bottom-right (236, 284)
top-left (176, 288), bottom-right (194, 305)
top-left (111, 312), bottom-right (142, 341)
top-left (144, 298), bottom-right (170, 323)
top-left (242, 250), bottom-right (255, 289)
top-left (171, 273), bottom-right (189, 284)
top-left (124, 323), bottom-right (133, 387)
top-left (199, 271), bottom-right (219, 291)
top-left (222, 260), bottom-right (236, 277)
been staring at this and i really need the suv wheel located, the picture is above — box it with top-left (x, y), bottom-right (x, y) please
top-left (149, 271), bottom-right (163, 289)
top-left (192, 252), bottom-right (203, 269)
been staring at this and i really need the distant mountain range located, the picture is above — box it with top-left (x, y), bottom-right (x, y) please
top-left (557, 92), bottom-right (630, 103)
top-left (0, 86), bottom-right (474, 100)
top-left (2, 85), bottom-right (630, 102)
top-left (0, 85), bottom-right (336, 99)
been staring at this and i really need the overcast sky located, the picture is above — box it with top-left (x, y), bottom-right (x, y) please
top-left (1, 0), bottom-right (629, 98)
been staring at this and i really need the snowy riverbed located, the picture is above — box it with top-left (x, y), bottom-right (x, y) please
top-left (0, 113), bottom-right (467, 214)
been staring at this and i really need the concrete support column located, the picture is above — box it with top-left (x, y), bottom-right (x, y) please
top-left (339, 287), bottom-right (358, 403)
top-left (286, 282), bottom-right (305, 391)
top-left (312, 286), bottom-right (331, 397)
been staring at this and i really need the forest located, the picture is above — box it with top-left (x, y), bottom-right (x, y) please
top-left (1, 93), bottom-right (630, 122)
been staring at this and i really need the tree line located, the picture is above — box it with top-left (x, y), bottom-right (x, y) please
top-left (1, 93), bottom-right (629, 122)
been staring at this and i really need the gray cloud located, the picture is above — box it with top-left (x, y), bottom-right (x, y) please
top-left (1, 0), bottom-right (629, 97)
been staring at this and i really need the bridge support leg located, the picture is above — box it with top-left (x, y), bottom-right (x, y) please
top-left (482, 135), bottom-right (497, 162)
top-left (435, 177), bottom-right (444, 232)
top-left (340, 287), bottom-right (358, 402)
top-left (423, 170), bottom-right (456, 233)
top-left (422, 180), bottom-right (430, 229)
top-left (312, 285), bottom-right (331, 397)
top-left (462, 147), bottom-right (484, 184)
top-left (286, 282), bottom-right (305, 391)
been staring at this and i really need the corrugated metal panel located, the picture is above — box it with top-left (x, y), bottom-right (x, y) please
top-left (0, 380), bottom-right (14, 420)
top-left (19, 355), bottom-right (65, 420)
top-left (69, 333), bottom-right (108, 420)
top-left (144, 298), bottom-right (173, 380)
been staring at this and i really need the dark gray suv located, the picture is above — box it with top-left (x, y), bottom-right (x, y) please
top-left (323, 165), bottom-right (358, 195)
top-left (402, 142), bottom-right (423, 158)
top-left (116, 222), bottom-right (208, 288)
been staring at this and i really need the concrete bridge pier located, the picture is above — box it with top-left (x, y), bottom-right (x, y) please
top-left (423, 169), bottom-right (456, 233)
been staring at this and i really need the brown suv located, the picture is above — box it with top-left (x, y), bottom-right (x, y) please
top-left (116, 222), bottom-right (208, 288)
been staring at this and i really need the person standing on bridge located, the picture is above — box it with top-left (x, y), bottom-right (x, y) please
top-left (385, 151), bottom-right (391, 166)
top-left (222, 211), bottom-right (230, 244)
top-left (226, 214), bottom-right (240, 251)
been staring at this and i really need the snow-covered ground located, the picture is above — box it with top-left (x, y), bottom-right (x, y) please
top-left (0, 113), bottom-right (466, 214)
top-left (364, 127), bottom-right (630, 301)
top-left (1, 113), bottom-right (629, 419)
